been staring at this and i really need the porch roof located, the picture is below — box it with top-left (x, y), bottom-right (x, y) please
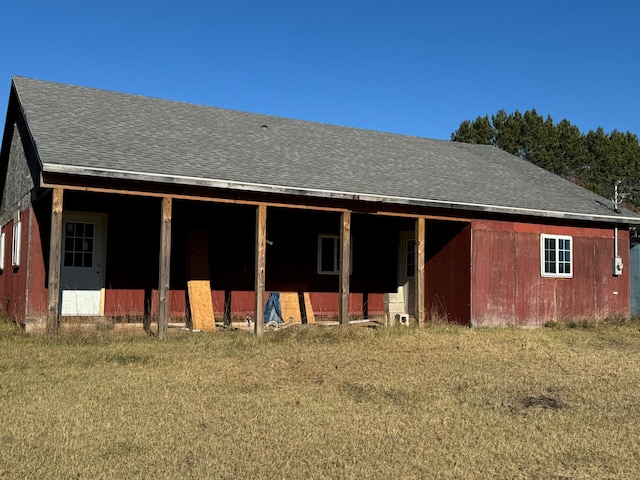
top-left (7, 76), bottom-right (640, 224)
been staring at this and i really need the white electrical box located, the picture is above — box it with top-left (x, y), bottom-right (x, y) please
top-left (613, 256), bottom-right (624, 276)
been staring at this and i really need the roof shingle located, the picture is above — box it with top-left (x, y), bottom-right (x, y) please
top-left (10, 76), bottom-right (639, 223)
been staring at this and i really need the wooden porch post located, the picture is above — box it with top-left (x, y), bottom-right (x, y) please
top-left (254, 204), bottom-right (267, 335)
top-left (158, 197), bottom-right (172, 339)
top-left (415, 217), bottom-right (426, 327)
top-left (339, 211), bottom-right (351, 325)
top-left (46, 187), bottom-right (64, 335)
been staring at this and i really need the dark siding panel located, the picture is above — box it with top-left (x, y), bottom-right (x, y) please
top-left (426, 222), bottom-right (471, 325)
top-left (515, 232), bottom-right (556, 324)
top-left (0, 210), bottom-right (30, 323)
top-left (471, 228), bottom-right (517, 325)
top-left (26, 204), bottom-right (47, 321)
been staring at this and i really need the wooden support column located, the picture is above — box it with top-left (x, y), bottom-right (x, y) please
top-left (46, 188), bottom-right (64, 335)
top-left (254, 204), bottom-right (267, 335)
top-left (223, 289), bottom-right (232, 326)
top-left (339, 211), bottom-right (351, 325)
top-left (158, 197), bottom-right (172, 339)
top-left (415, 217), bottom-right (426, 327)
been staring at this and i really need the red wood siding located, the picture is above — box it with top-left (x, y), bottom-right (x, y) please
top-left (13, 188), bottom-right (629, 328)
top-left (104, 289), bottom-right (384, 320)
top-left (471, 219), bottom-right (630, 326)
top-left (0, 209), bottom-right (30, 323)
top-left (425, 222), bottom-right (471, 325)
top-left (224, 291), bottom-right (384, 319)
top-left (26, 204), bottom-right (47, 321)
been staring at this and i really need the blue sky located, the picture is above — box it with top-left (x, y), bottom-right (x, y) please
top-left (1, 1), bottom-right (639, 140)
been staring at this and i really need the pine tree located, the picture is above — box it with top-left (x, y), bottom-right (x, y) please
top-left (451, 110), bottom-right (640, 210)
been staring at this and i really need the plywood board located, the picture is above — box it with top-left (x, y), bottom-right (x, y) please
top-left (280, 292), bottom-right (302, 323)
top-left (187, 229), bottom-right (216, 331)
top-left (303, 292), bottom-right (315, 324)
top-left (187, 280), bottom-right (216, 331)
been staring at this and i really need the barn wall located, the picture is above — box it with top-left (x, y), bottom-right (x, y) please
top-left (0, 196), bottom-right (55, 326)
top-left (0, 115), bottom-right (41, 225)
top-left (0, 111), bottom-right (46, 324)
top-left (5, 188), bottom-right (631, 327)
top-left (425, 221), bottom-right (471, 325)
top-left (0, 209), bottom-right (31, 323)
top-left (64, 194), bottom-right (393, 321)
top-left (631, 242), bottom-right (640, 316)
top-left (26, 202), bottom-right (48, 323)
top-left (471, 219), bottom-right (630, 326)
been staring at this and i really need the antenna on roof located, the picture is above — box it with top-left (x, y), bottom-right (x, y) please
top-left (612, 180), bottom-right (626, 213)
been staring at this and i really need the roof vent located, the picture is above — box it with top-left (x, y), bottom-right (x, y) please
top-left (261, 124), bottom-right (268, 130)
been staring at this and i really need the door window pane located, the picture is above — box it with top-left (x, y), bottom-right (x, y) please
top-left (63, 221), bottom-right (95, 267)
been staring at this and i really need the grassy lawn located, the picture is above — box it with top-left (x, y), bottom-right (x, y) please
top-left (1, 319), bottom-right (640, 479)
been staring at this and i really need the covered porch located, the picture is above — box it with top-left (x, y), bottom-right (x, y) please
top-left (41, 186), bottom-right (471, 336)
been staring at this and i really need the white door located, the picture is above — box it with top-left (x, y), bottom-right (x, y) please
top-left (398, 231), bottom-right (416, 316)
top-left (60, 213), bottom-right (106, 316)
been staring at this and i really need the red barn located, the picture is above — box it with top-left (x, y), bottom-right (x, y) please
top-left (0, 77), bottom-right (638, 334)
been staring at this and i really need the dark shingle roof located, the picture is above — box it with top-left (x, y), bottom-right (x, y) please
top-left (9, 76), bottom-right (639, 223)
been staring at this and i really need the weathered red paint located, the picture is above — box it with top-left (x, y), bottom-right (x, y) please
top-left (220, 291), bottom-right (384, 319)
top-left (471, 219), bottom-right (630, 326)
top-left (425, 222), bottom-right (471, 325)
top-left (2, 189), bottom-right (629, 328)
top-left (0, 209), bottom-right (32, 323)
top-left (26, 204), bottom-right (47, 321)
top-left (103, 288), bottom-right (384, 321)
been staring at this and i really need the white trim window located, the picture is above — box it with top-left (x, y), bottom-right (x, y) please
top-left (0, 231), bottom-right (5, 271)
top-left (317, 234), bottom-right (352, 275)
top-left (12, 221), bottom-right (21, 268)
top-left (541, 234), bottom-right (572, 278)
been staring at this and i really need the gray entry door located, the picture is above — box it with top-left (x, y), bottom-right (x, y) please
top-left (398, 231), bottom-right (416, 316)
top-left (60, 213), bottom-right (106, 316)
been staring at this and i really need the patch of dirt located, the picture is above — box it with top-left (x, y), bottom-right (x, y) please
top-left (519, 395), bottom-right (564, 410)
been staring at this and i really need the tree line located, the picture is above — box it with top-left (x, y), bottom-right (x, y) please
top-left (451, 109), bottom-right (640, 210)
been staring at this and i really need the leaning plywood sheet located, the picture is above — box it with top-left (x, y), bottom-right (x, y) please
top-left (303, 293), bottom-right (315, 324)
top-left (187, 280), bottom-right (216, 331)
top-left (279, 292), bottom-right (316, 324)
top-left (279, 292), bottom-right (302, 324)
top-left (187, 229), bottom-right (216, 331)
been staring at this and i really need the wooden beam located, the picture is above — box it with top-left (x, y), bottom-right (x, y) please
top-left (42, 183), bottom-right (349, 213)
top-left (415, 217), bottom-right (426, 327)
top-left (158, 197), bottom-right (172, 339)
top-left (375, 210), bottom-right (471, 222)
top-left (43, 182), bottom-right (477, 221)
top-left (46, 188), bottom-right (64, 335)
top-left (339, 211), bottom-right (351, 325)
top-left (254, 204), bottom-right (267, 335)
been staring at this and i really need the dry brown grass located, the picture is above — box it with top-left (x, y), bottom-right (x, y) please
top-left (1, 319), bottom-right (640, 479)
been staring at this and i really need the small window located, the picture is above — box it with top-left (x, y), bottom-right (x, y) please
top-left (0, 232), bottom-right (5, 272)
top-left (317, 234), bottom-right (352, 275)
top-left (12, 221), bottom-right (21, 268)
top-left (63, 221), bottom-right (95, 268)
top-left (406, 239), bottom-right (416, 278)
top-left (541, 234), bottom-right (572, 278)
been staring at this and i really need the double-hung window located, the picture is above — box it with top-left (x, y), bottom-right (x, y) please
top-left (541, 234), bottom-right (572, 278)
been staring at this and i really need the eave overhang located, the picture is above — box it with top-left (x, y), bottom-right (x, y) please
top-left (41, 163), bottom-right (640, 226)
